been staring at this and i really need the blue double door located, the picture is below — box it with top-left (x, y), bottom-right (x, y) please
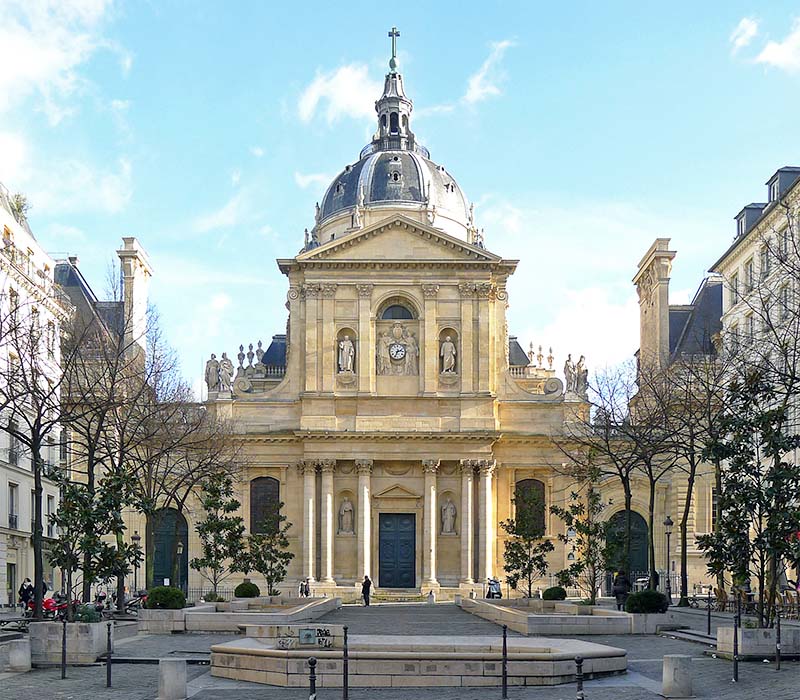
top-left (378, 513), bottom-right (416, 588)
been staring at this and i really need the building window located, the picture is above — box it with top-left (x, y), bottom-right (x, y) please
top-left (380, 304), bottom-right (414, 320)
top-left (514, 478), bottom-right (546, 536)
top-left (8, 483), bottom-right (18, 529)
top-left (711, 488), bottom-right (718, 531)
top-left (730, 273), bottom-right (739, 305)
top-left (7, 420), bottom-right (19, 466)
top-left (729, 324), bottom-right (739, 352)
top-left (737, 216), bottom-right (746, 237)
top-left (746, 314), bottom-right (755, 342)
top-left (760, 246), bottom-right (770, 280)
top-left (46, 321), bottom-right (55, 359)
top-left (745, 258), bottom-right (754, 293)
top-left (781, 286), bottom-right (791, 320)
top-left (781, 229), bottom-right (790, 259)
top-left (46, 495), bottom-right (55, 538)
top-left (250, 476), bottom-right (280, 534)
top-left (770, 180), bottom-right (780, 202)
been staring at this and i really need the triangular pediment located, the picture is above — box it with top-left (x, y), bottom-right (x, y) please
top-left (297, 215), bottom-right (501, 264)
top-left (373, 483), bottom-right (422, 500)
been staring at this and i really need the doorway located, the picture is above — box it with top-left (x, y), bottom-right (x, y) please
top-left (378, 513), bottom-right (415, 588)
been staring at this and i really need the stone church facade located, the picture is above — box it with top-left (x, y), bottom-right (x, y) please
top-left (203, 54), bottom-right (593, 596)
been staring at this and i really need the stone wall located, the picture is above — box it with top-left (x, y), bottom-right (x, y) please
top-left (29, 621), bottom-right (112, 666)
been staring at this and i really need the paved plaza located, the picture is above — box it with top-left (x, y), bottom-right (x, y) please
top-left (2, 603), bottom-right (799, 699)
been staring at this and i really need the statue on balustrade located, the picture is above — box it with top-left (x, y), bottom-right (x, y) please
top-left (205, 353), bottom-right (219, 392)
top-left (219, 352), bottom-right (234, 391)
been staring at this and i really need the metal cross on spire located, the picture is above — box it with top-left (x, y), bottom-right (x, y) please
top-left (388, 26), bottom-right (400, 72)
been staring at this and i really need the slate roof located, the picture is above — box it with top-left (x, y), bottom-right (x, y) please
top-left (668, 277), bottom-right (722, 361)
top-left (508, 336), bottom-right (529, 367)
top-left (262, 334), bottom-right (287, 366)
top-left (54, 259), bottom-right (123, 336)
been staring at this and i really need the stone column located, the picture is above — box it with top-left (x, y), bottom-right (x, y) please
top-left (356, 284), bottom-right (373, 394)
top-left (301, 460), bottom-right (317, 582)
top-left (319, 459), bottom-right (336, 583)
top-left (458, 284), bottom-right (475, 393)
top-left (478, 460), bottom-right (496, 582)
top-left (356, 459), bottom-right (373, 580)
top-left (320, 284), bottom-right (337, 393)
top-left (304, 284), bottom-right (320, 393)
top-left (459, 459), bottom-right (475, 584)
top-left (476, 283), bottom-right (492, 393)
top-left (422, 459), bottom-right (440, 586)
top-left (422, 284), bottom-right (439, 395)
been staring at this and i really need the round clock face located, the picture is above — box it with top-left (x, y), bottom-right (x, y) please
top-left (389, 342), bottom-right (406, 360)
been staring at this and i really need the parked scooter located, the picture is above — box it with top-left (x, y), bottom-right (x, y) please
top-left (25, 592), bottom-right (77, 620)
top-left (486, 577), bottom-right (503, 599)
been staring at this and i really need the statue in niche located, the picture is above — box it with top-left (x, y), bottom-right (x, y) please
top-left (377, 332), bottom-right (391, 375)
top-left (338, 335), bottom-right (355, 373)
top-left (219, 352), bottom-right (234, 391)
top-left (576, 355), bottom-right (588, 397)
top-left (205, 353), bottom-right (220, 392)
top-left (338, 497), bottom-right (354, 534)
top-left (564, 354), bottom-right (577, 393)
top-left (441, 498), bottom-right (457, 534)
top-left (440, 336), bottom-right (457, 373)
top-left (404, 331), bottom-right (419, 375)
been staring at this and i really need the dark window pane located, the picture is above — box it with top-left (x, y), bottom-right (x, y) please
top-left (381, 304), bottom-right (413, 320)
top-left (514, 479), bottom-right (546, 534)
top-left (250, 477), bottom-right (280, 533)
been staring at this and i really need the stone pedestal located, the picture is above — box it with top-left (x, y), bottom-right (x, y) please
top-left (0, 638), bottom-right (31, 672)
top-left (158, 658), bottom-right (187, 700)
top-left (662, 654), bottom-right (692, 698)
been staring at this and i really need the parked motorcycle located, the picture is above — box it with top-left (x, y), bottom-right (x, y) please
top-left (24, 592), bottom-right (77, 620)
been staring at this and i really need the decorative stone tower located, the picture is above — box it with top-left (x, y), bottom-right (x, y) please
top-left (632, 238), bottom-right (676, 369)
top-left (116, 237), bottom-right (153, 360)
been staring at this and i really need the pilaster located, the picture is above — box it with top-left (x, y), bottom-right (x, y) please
top-left (458, 284), bottom-right (475, 393)
top-left (422, 284), bottom-right (439, 394)
top-left (422, 459), bottom-right (440, 586)
top-left (356, 284), bottom-right (374, 394)
top-left (356, 459), bottom-right (373, 580)
top-left (459, 459), bottom-right (475, 584)
top-left (319, 458), bottom-right (336, 583)
top-left (320, 284), bottom-right (337, 393)
top-left (303, 283), bottom-right (320, 392)
top-left (299, 460), bottom-right (318, 581)
top-left (477, 459), bottom-right (496, 582)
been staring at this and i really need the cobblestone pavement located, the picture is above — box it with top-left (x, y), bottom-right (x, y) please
top-left (3, 603), bottom-right (800, 699)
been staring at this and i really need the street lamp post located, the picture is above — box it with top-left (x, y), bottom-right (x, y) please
top-left (176, 541), bottom-right (185, 592)
top-left (130, 531), bottom-right (141, 593)
top-left (663, 516), bottom-right (673, 605)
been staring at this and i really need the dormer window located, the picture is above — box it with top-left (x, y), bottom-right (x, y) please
top-left (335, 182), bottom-right (345, 195)
top-left (389, 112), bottom-right (399, 134)
top-left (770, 179), bottom-right (780, 202)
top-left (737, 216), bottom-right (746, 237)
top-left (389, 171), bottom-right (401, 183)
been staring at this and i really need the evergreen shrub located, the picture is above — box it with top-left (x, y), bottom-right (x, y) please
top-left (624, 589), bottom-right (668, 614)
top-left (542, 586), bottom-right (567, 600)
top-left (234, 581), bottom-right (261, 598)
top-left (145, 586), bottom-right (186, 609)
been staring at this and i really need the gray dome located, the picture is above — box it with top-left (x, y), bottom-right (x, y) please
top-left (319, 149), bottom-right (469, 226)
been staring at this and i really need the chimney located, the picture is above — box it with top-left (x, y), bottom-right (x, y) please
top-left (633, 238), bottom-right (676, 370)
top-left (116, 237), bottom-right (153, 359)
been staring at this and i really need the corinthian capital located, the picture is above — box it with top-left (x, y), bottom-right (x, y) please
top-left (422, 459), bottom-right (440, 474)
top-left (297, 459), bottom-right (317, 475)
top-left (317, 458), bottom-right (336, 473)
top-left (421, 283), bottom-right (440, 299)
top-left (355, 458), bottom-right (373, 475)
top-left (477, 459), bottom-right (496, 477)
top-left (459, 459), bottom-right (476, 475)
top-left (356, 283), bottom-right (374, 298)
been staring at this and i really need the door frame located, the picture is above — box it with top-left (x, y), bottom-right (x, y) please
top-left (377, 512), bottom-right (417, 589)
top-left (372, 502), bottom-right (422, 589)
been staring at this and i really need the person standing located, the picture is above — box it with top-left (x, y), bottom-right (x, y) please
top-left (361, 575), bottom-right (372, 607)
top-left (18, 578), bottom-right (33, 612)
top-left (612, 571), bottom-right (631, 611)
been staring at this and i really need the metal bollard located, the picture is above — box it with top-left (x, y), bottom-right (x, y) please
top-left (501, 624), bottom-right (508, 699)
top-left (707, 595), bottom-right (712, 637)
top-left (776, 607), bottom-right (781, 671)
top-left (732, 598), bottom-right (739, 683)
top-left (575, 655), bottom-right (585, 700)
top-left (343, 625), bottom-right (349, 700)
top-left (61, 618), bottom-right (67, 680)
top-left (106, 621), bottom-right (112, 687)
top-left (308, 656), bottom-right (317, 700)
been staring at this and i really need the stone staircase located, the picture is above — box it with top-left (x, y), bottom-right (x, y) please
top-left (319, 601), bottom-right (522, 636)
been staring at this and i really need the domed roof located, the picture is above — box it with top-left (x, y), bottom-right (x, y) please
top-left (307, 42), bottom-right (479, 247)
top-left (319, 149), bottom-right (469, 226)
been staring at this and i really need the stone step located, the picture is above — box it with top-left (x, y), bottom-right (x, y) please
top-left (662, 628), bottom-right (715, 646)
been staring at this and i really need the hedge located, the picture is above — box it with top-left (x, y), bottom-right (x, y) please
top-left (145, 586), bottom-right (186, 610)
top-left (234, 581), bottom-right (261, 598)
top-left (624, 589), bottom-right (669, 614)
top-left (542, 586), bottom-right (567, 601)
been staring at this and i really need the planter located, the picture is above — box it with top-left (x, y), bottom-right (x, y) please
top-left (137, 604), bottom-right (219, 634)
top-left (717, 626), bottom-right (800, 659)
top-left (29, 621), bottom-right (112, 666)
top-left (0, 638), bottom-right (31, 672)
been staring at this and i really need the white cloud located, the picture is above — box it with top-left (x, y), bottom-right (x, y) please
top-left (30, 156), bottom-right (132, 214)
top-left (478, 195), bottom-right (719, 371)
top-left (464, 40), bottom-right (514, 104)
top-left (294, 171), bottom-right (330, 189)
top-left (231, 169), bottom-right (241, 186)
top-left (297, 64), bottom-right (382, 124)
top-left (0, 0), bottom-right (116, 124)
top-left (0, 131), bottom-right (29, 184)
top-left (250, 146), bottom-right (265, 158)
top-left (192, 191), bottom-right (249, 233)
top-left (730, 17), bottom-right (759, 54)
top-left (756, 18), bottom-right (800, 73)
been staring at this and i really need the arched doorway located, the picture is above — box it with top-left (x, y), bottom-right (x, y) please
top-left (148, 508), bottom-right (188, 590)
top-left (607, 510), bottom-right (648, 574)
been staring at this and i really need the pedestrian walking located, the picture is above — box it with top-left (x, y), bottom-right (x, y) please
top-left (303, 578), bottom-right (310, 597)
top-left (361, 575), bottom-right (372, 607)
top-left (612, 570), bottom-right (631, 611)
top-left (18, 578), bottom-right (33, 612)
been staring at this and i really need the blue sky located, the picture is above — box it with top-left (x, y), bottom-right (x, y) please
top-left (2, 2), bottom-right (800, 394)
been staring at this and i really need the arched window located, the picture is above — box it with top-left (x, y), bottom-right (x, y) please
top-left (381, 304), bottom-right (414, 320)
top-left (250, 476), bottom-right (280, 534)
top-left (514, 479), bottom-right (546, 536)
top-left (390, 112), bottom-right (399, 134)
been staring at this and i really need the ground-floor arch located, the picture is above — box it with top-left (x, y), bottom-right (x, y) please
top-left (607, 509), bottom-right (649, 574)
top-left (148, 508), bottom-right (189, 590)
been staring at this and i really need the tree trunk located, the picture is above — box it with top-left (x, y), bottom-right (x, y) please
top-left (714, 458), bottom-right (725, 594)
top-left (647, 477), bottom-right (657, 590)
top-left (678, 459), bottom-right (696, 606)
top-left (116, 530), bottom-right (126, 613)
top-left (623, 485), bottom-right (632, 573)
top-left (32, 447), bottom-right (44, 620)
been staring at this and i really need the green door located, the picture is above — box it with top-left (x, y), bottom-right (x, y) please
top-left (149, 509), bottom-right (188, 590)
top-left (607, 510), bottom-right (648, 573)
top-left (378, 513), bottom-right (415, 588)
